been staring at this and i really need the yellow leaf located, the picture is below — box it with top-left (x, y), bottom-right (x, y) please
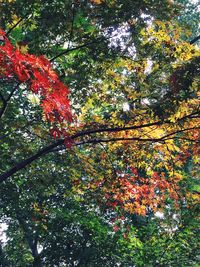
top-left (19, 44), bottom-right (29, 54)
top-left (27, 93), bottom-right (40, 105)
top-left (91, 0), bottom-right (103, 4)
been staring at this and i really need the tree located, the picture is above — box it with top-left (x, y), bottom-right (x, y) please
top-left (0, 0), bottom-right (199, 266)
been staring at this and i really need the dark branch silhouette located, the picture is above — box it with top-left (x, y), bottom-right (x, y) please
top-left (0, 83), bottom-right (20, 118)
top-left (6, 13), bottom-right (30, 36)
top-left (190, 34), bottom-right (200, 44)
top-left (0, 112), bottom-right (199, 183)
top-left (76, 127), bottom-right (200, 146)
top-left (50, 40), bottom-right (100, 62)
top-left (50, 32), bottom-right (200, 62)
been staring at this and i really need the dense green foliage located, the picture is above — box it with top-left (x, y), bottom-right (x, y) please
top-left (0, 0), bottom-right (199, 266)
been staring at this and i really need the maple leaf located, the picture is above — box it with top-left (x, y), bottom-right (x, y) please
top-left (0, 28), bottom-right (73, 146)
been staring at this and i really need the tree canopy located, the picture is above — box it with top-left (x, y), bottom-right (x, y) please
top-left (0, 0), bottom-right (199, 266)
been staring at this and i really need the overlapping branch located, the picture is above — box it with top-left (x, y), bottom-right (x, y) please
top-left (0, 83), bottom-right (20, 118)
top-left (0, 112), bottom-right (199, 183)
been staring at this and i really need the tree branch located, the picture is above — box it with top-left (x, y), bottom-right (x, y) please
top-left (190, 34), bottom-right (200, 45)
top-left (0, 91), bottom-right (7, 118)
top-left (67, 1), bottom-right (76, 50)
top-left (0, 139), bottom-right (63, 183)
top-left (50, 40), bottom-right (100, 62)
top-left (0, 121), bottom-right (164, 183)
top-left (6, 18), bottom-right (24, 36)
top-left (77, 137), bottom-right (161, 146)
top-left (76, 126), bottom-right (199, 146)
top-left (160, 126), bottom-right (200, 141)
top-left (16, 213), bottom-right (42, 267)
top-left (0, 83), bottom-right (20, 119)
top-left (50, 29), bottom-right (123, 62)
top-left (0, 112), bottom-right (198, 183)
top-left (6, 13), bottom-right (31, 36)
top-left (0, 91), bottom-right (6, 103)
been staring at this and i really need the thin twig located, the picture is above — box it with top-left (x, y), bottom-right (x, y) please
top-left (67, 1), bottom-right (76, 50)
top-left (50, 40), bottom-right (100, 62)
top-left (0, 83), bottom-right (20, 119)
top-left (6, 12), bottom-right (31, 36)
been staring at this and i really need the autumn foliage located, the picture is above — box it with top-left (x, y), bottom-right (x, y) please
top-left (0, 24), bottom-right (199, 217)
top-left (0, 28), bottom-right (72, 126)
top-left (86, 168), bottom-right (179, 216)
